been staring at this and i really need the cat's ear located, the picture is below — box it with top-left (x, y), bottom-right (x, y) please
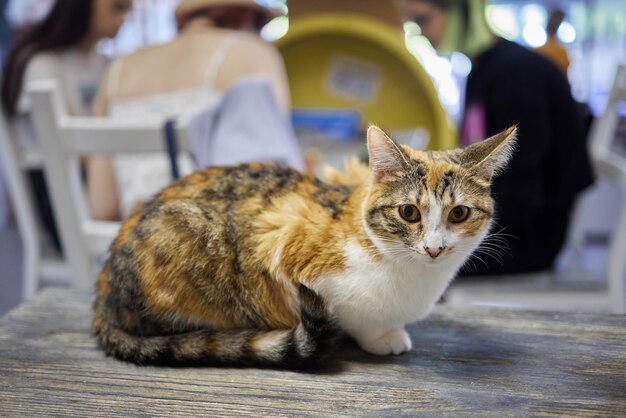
top-left (461, 126), bottom-right (517, 180)
top-left (367, 125), bottom-right (409, 181)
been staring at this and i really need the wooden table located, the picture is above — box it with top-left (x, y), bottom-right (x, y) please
top-left (1, 288), bottom-right (625, 417)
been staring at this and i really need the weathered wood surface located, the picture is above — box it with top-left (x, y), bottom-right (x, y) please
top-left (0, 288), bottom-right (625, 417)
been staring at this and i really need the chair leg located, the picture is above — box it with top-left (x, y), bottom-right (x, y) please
top-left (21, 232), bottom-right (40, 301)
top-left (608, 203), bottom-right (626, 313)
top-left (0, 158), bottom-right (43, 300)
top-left (14, 192), bottom-right (42, 301)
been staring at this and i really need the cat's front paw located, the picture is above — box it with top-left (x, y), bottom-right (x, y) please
top-left (358, 328), bottom-right (412, 356)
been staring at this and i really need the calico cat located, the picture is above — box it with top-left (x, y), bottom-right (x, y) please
top-left (93, 125), bottom-right (516, 367)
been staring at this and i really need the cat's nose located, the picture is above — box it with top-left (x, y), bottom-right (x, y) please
top-left (424, 246), bottom-right (445, 259)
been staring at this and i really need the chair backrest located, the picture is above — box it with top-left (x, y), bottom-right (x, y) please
top-left (28, 80), bottom-right (190, 290)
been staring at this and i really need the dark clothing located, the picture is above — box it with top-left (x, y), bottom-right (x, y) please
top-left (28, 169), bottom-right (62, 252)
top-left (460, 40), bottom-right (594, 276)
top-left (0, 0), bottom-right (12, 64)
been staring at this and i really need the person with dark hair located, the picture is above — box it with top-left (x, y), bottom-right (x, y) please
top-left (0, 0), bottom-right (131, 250)
top-left (537, 9), bottom-right (570, 75)
top-left (2, 0), bottom-right (131, 116)
top-left (87, 0), bottom-right (291, 221)
top-left (405, 0), bottom-right (594, 275)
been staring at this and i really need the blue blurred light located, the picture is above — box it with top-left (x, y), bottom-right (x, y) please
top-left (557, 21), bottom-right (577, 44)
top-left (450, 52), bottom-right (472, 77)
top-left (522, 23), bottom-right (547, 47)
top-left (486, 5), bottom-right (519, 40)
top-left (261, 16), bottom-right (289, 42)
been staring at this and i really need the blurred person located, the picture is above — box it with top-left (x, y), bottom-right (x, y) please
top-left (0, 0), bottom-right (13, 229)
top-left (88, 0), bottom-right (291, 221)
top-left (536, 9), bottom-right (570, 75)
top-left (0, 0), bottom-right (13, 63)
top-left (0, 0), bottom-right (132, 250)
top-left (405, 0), bottom-right (594, 275)
top-left (538, 10), bottom-right (594, 142)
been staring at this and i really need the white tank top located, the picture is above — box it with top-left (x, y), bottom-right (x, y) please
top-left (108, 34), bottom-right (238, 218)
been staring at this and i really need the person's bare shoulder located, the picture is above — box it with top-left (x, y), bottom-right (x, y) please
top-left (229, 31), bottom-right (282, 59)
top-left (119, 41), bottom-right (175, 66)
top-left (24, 52), bottom-right (59, 81)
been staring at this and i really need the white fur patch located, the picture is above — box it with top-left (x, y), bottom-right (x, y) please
top-left (252, 331), bottom-right (289, 362)
top-left (313, 234), bottom-right (481, 348)
top-left (359, 328), bottom-right (412, 355)
top-left (267, 242), bottom-right (299, 317)
top-left (423, 195), bottom-right (445, 251)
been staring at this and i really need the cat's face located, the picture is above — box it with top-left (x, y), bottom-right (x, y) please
top-left (363, 126), bottom-right (516, 264)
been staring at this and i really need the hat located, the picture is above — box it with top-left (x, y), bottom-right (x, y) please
top-left (175, 0), bottom-right (285, 22)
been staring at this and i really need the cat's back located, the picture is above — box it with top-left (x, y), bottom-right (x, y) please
top-left (111, 163), bottom-right (303, 245)
top-left (143, 162), bottom-right (354, 222)
top-left (110, 162), bottom-right (354, 266)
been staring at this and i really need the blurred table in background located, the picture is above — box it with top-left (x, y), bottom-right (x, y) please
top-left (1, 288), bottom-right (625, 416)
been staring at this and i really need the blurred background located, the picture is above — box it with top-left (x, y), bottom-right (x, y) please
top-left (1, 0), bottom-right (626, 315)
top-left (2, 0), bottom-right (621, 124)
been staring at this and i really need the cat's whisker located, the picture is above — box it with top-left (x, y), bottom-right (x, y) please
top-left (370, 237), bottom-right (402, 244)
top-left (476, 242), bottom-right (510, 259)
top-left (476, 243), bottom-right (508, 256)
top-left (452, 245), bottom-right (493, 269)
top-left (481, 242), bottom-right (510, 254)
top-left (483, 231), bottom-right (513, 242)
top-left (452, 247), bottom-right (488, 269)
top-left (457, 248), bottom-right (491, 269)
top-left (359, 244), bottom-right (406, 253)
top-left (459, 254), bottom-right (481, 271)
top-left (482, 236), bottom-right (513, 248)
top-left (480, 251), bottom-right (507, 261)
top-left (487, 227), bottom-right (518, 241)
top-left (476, 235), bottom-right (511, 252)
top-left (485, 235), bottom-right (510, 243)
top-left (471, 249), bottom-right (505, 265)
top-left (469, 254), bottom-right (491, 268)
top-left (471, 242), bottom-right (506, 257)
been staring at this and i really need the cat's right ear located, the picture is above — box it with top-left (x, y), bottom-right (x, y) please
top-left (461, 126), bottom-right (517, 181)
top-left (367, 125), bottom-right (409, 181)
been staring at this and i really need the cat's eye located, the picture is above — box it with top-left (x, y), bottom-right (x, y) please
top-left (399, 204), bottom-right (421, 222)
top-left (448, 206), bottom-right (470, 223)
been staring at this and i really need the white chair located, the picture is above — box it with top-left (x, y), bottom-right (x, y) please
top-left (446, 65), bottom-right (626, 314)
top-left (0, 103), bottom-right (70, 301)
top-left (587, 64), bottom-right (626, 313)
top-left (28, 81), bottom-right (190, 290)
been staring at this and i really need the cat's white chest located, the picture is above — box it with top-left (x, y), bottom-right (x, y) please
top-left (314, 241), bottom-right (460, 332)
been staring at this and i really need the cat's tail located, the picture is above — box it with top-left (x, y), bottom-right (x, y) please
top-left (93, 285), bottom-right (338, 368)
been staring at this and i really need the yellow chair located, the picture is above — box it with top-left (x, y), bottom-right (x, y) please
top-left (275, 12), bottom-right (455, 150)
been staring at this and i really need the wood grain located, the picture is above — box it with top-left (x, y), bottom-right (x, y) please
top-left (0, 288), bottom-right (625, 417)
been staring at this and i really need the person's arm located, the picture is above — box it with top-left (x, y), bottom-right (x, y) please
top-left (92, 67), bottom-right (110, 117)
top-left (86, 64), bottom-right (121, 221)
top-left (86, 157), bottom-right (120, 221)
